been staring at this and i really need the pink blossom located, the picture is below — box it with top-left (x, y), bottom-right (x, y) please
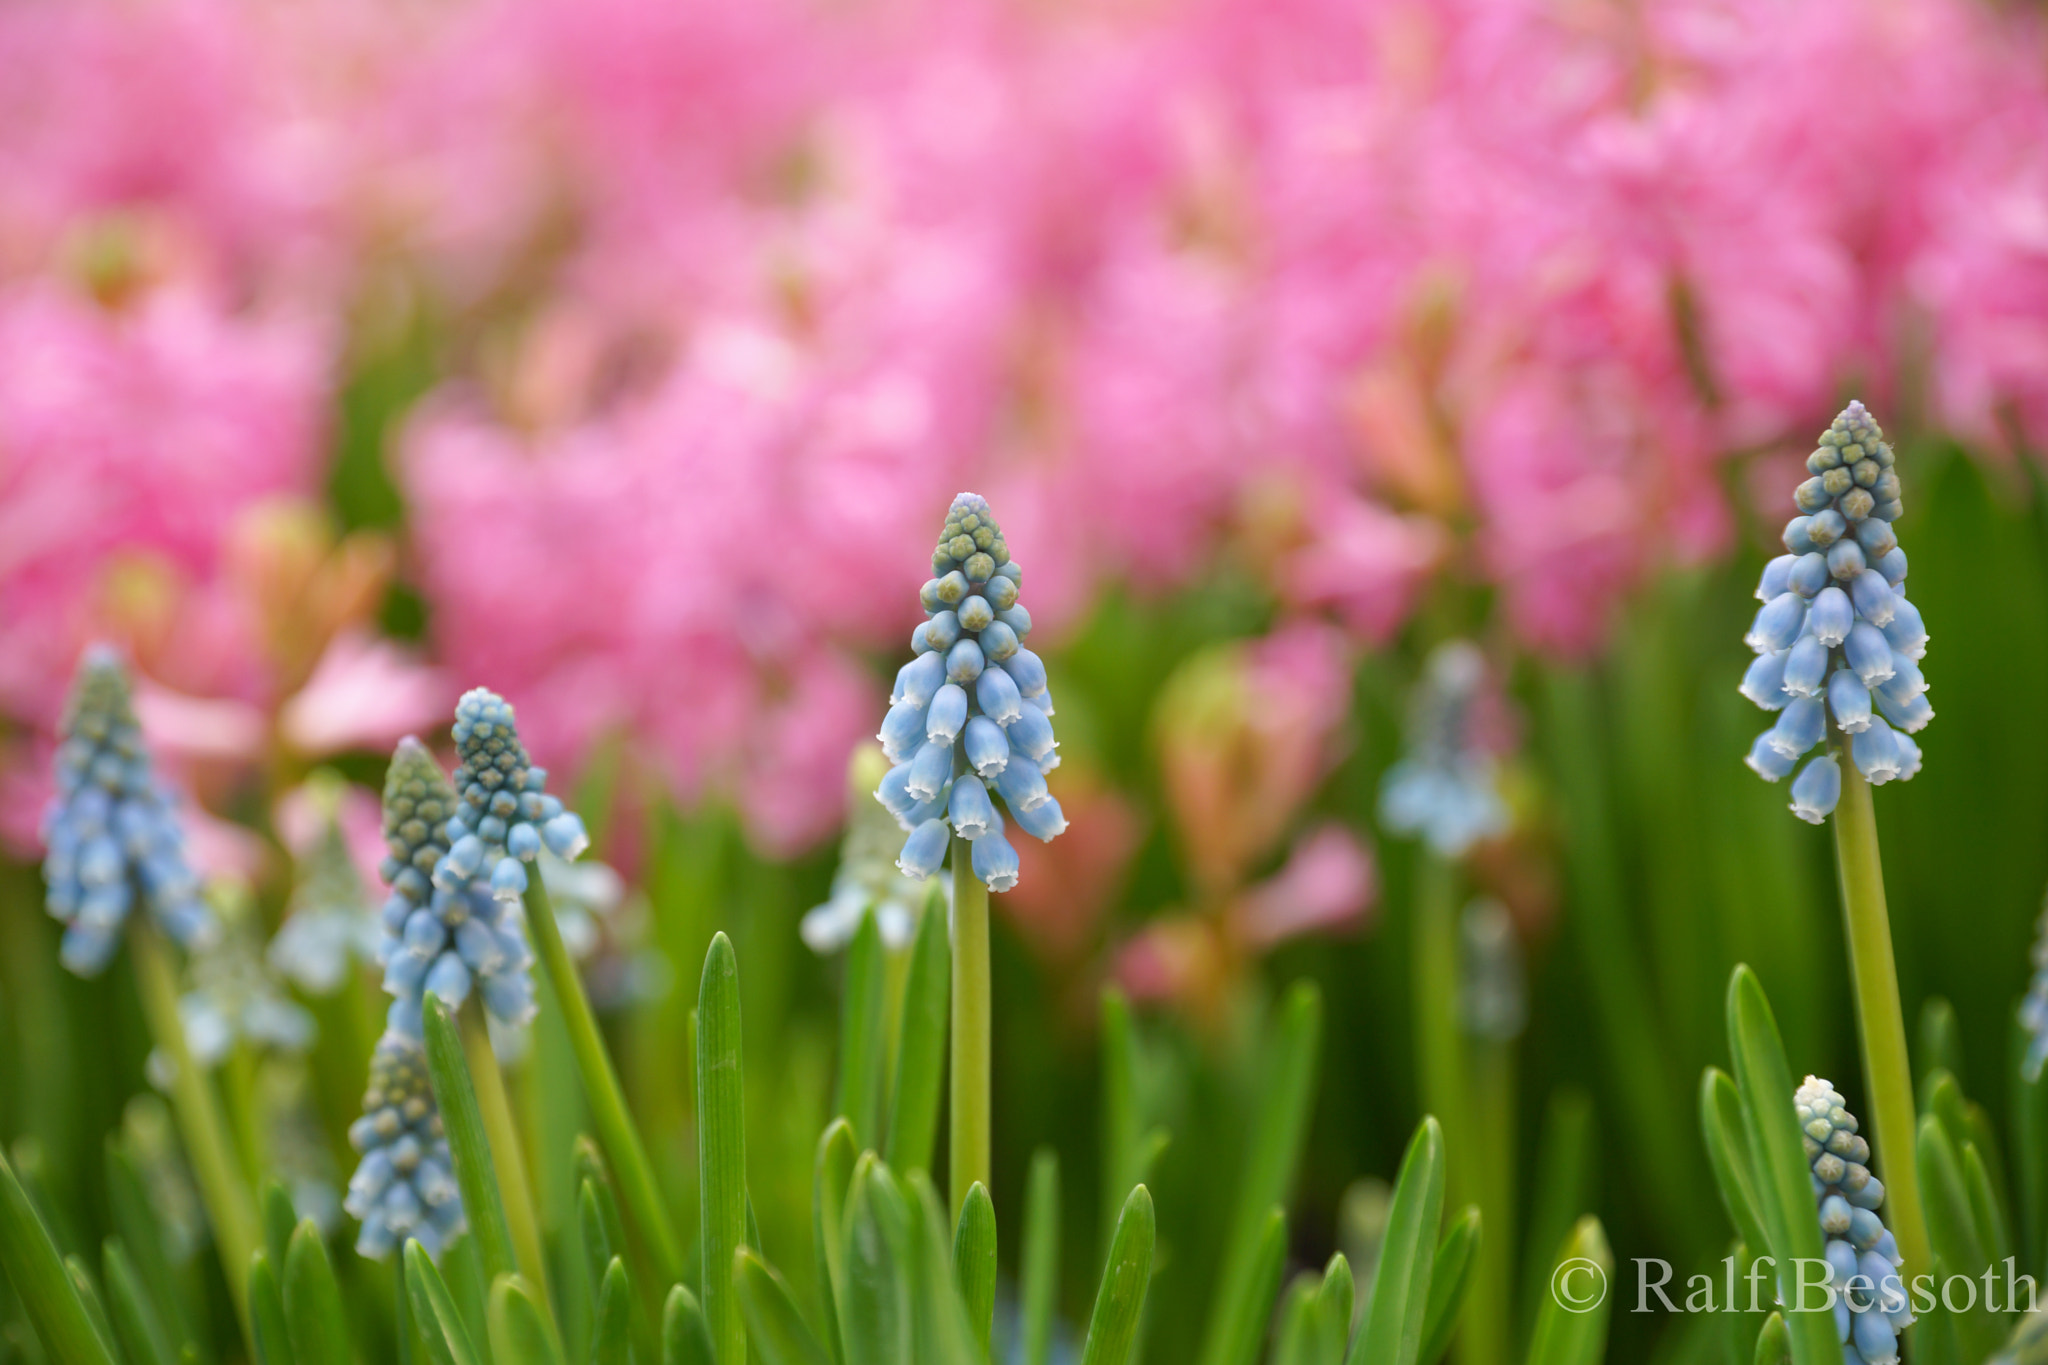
top-left (1232, 822), bottom-right (1377, 949)
top-left (279, 632), bottom-right (451, 759)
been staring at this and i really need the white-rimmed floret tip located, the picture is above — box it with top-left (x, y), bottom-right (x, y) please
top-left (1740, 405), bottom-right (1931, 820)
top-left (377, 737), bottom-right (536, 1038)
top-left (876, 493), bottom-right (1062, 890)
top-left (1795, 1076), bottom-right (1911, 1363)
top-left (345, 1030), bottom-right (465, 1259)
top-left (39, 646), bottom-right (214, 975)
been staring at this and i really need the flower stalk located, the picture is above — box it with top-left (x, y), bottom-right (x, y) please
top-left (519, 867), bottom-right (685, 1285)
top-left (1830, 753), bottom-right (1932, 1285)
top-left (950, 833), bottom-right (992, 1214)
top-left (457, 1000), bottom-right (549, 1300)
top-left (129, 920), bottom-right (258, 1348)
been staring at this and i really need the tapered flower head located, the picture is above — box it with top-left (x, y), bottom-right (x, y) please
top-left (435, 689), bottom-right (589, 904)
top-left (344, 1030), bottom-right (464, 1260)
top-left (876, 494), bottom-right (1061, 890)
top-left (1379, 642), bottom-right (1510, 858)
top-left (1741, 404), bottom-right (1930, 822)
top-left (377, 736), bottom-right (536, 1037)
top-left (39, 646), bottom-right (213, 975)
top-left (1795, 1077), bottom-right (1911, 1363)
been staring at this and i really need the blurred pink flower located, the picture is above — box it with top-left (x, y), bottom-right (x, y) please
top-left (1231, 822), bottom-right (1377, 950)
top-left (279, 632), bottom-right (451, 759)
top-left (1280, 493), bottom-right (1445, 643)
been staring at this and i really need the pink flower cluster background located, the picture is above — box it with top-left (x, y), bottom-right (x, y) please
top-left (3, 0), bottom-right (2046, 854)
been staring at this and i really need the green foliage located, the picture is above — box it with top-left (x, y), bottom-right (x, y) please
top-left (1417, 1205), bottom-right (1480, 1365)
top-left (1525, 1217), bottom-right (1613, 1365)
top-left (886, 895), bottom-right (949, 1176)
top-left (1353, 1117), bottom-right (1446, 1365)
top-left (950, 1182), bottom-right (996, 1359)
top-left (0, 1147), bottom-right (115, 1365)
top-left (284, 1217), bottom-right (353, 1365)
top-left (695, 931), bottom-right (748, 1365)
top-left (1019, 1149), bottom-right (1060, 1365)
top-left (425, 991), bottom-right (520, 1288)
top-left (1080, 1185), bottom-right (1156, 1365)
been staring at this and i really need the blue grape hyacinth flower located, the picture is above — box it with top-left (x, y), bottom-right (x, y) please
top-left (876, 493), bottom-right (1063, 891)
top-left (1796, 1076), bottom-right (1912, 1364)
top-left (1742, 403), bottom-right (1930, 823)
top-left (434, 690), bottom-right (589, 906)
top-left (378, 737), bottom-right (537, 1037)
top-left (2018, 895), bottom-right (2048, 1082)
top-left (39, 646), bottom-right (213, 975)
top-left (1379, 641), bottom-right (1509, 858)
top-left (344, 1029), bottom-right (465, 1259)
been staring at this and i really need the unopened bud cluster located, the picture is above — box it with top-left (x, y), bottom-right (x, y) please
top-left (1742, 403), bottom-right (1931, 823)
top-left (344, 1032), bottom-right (463, 1258)
top-left (40, 647), bottom-right (213, 975)
top-left (433, 689), bottom-right (588, 903)
top-left (1796, 1076), bottom-right (1911, 1364)
top-left (876, 493), bottom-right (1064, 891)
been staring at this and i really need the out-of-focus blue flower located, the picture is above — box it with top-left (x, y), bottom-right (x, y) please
top-left (344, 1031), bottom-right (464, 1260)
top-left (1741, 404), bottom-right (1932, 820)
top-left (39, 646), bottom-right (213, 976)
top-left (270, 782), bottom-right (381, 996)
top-left (2018, 895), bottom-right (2048, 1081)
top-left (803, 745), bottom-right (947, 953)
top-left (377, 737), bottom-right (536, 1039)
top-left (875, 494), bottom-right (1063, 890)
top-left (1795, 1076), bottom-right (1911, 1363)
top-left (437, 690), bottom-right (590, 906)
top-left (1379, 642), bottom-right (1509, 858)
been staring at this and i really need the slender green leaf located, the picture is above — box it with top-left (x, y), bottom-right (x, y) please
top-left (579, 1182), bottom-right (616, 1300)
top-left (1209, 1206), bottom-right (1284, 1365)
top-left (262, 1184), bottom-right (298, 1275)
top-left (836, 912), bottom-right (889, 1148)
top-left (1519, 1090), bottom-right (1593, 1340)
top-left (1350, 1117), bottom-right (1444, 1365)
top-left (0, 1148), bottom-right (116, 1365)
top-left (813, 1118), bottom-right (859, 1365)
top-left (1100, 991), bottom-right (1168, 1261)
top-left (1920, 1115), bottom-right (1989, 1277)
top-left (661, 1285), bottom-right (714, 1365)
top-left (1314, 1253), bottom-right (1354, 1365)
top-left (1525, 1217), bottom-right (1613, 1365)
top-left (61, 1256), bottom-right (118, 1363)
top-left (405, 1240), bottom-right (484, 1365)
top-left (905, 1172), bottom-right (981, 1365)
top-left (1918, 999), bottom-right (1964, 1102)
top-left (442, 1234), bottom-right (494, 1361)
top-left (282, 1218), bottom-right (351, 1365)
top-left (590, 1258), bottom-right (631, 1365)
top-left (102, 1240), bottom-right (176, 1365)
top-left (1079, 1184), bottom-right (1156, 1365)
top-left (249, 1253), bottom-right (293, 1365)
top-left (696, 932), bottom-right (748, 1365)
top-left (424, 992), bottom-right (519, 1287)
top-left (1725, 966), bottom-right (1838, 1365)
top-left (489, 1276), bottom-right (566, 1365)
top-left (1753, 1312), bottom-right (1790, 1365)
top-left (104, 1140), bottom-right (190, 1350)
top-left (1269, 1276), bottom-right (1320, 1365)
top-left (736, 1248), bottom-right (834, 1365)
top-left (1020, 1149), bottom-right (1060, 1365)
top-left (952, 1182), bottom-right (996, 1360)
top-left (885, 901), bottom-right (949, 1175)
top-left (1700, 1068), bottom-right (1773, 1264)
top-left (1197, 983), bottom-right (1321, 1365)
top-left (837, 1156), bottom-right (910, 1365)
top-left (1416, 1205), bottom-right (1480, 1365)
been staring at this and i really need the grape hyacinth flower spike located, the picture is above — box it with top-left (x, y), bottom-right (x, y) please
top-left (345, 1030), bottom-right (464, 1259)
top-left (39, 646), bottom-right (213, 974)
top-left (1796, 1077), bottom-right (1912, 1364)
top-left (2019, 893), bottom-right (2048, 1081)
top-left (876, 492), bottom-right (1064, 893)
top-left (434, 690), bottom-right (588, 908)
top-left (1741, 401), bottom-right (1931, 823)
top-left (379, 736), bottom-right (537, 1037)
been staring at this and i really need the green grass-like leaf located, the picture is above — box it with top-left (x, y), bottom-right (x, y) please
top-left (660, 1285), bottom-right (714, 1365)
top-left (1350, 1116), bottom-right (1444, 1365)
top-left (0, 1147), bottom-right (116, 1365)
top-left (102, 1239), bottom-right (176, 1365)
top-left (1416, 1205), bottom-right (1480, 1365)
top-left (1080, 1185), bottom-right (1155, 1365)
top-left (282, 1218), bottom-right (352, 1365)
top-left (696, 932), bottom-right (749, 1365)
top-left (836, 911), bottom-right (889, 1148)
top-left (1700, 1067), bottom-right (1772, 1261)
top-left (952, 1181), bottom-right (996, 1359)
top-left (1525, 1217), bottom-right (1612, 1365)
top-left (405, 1240), bottom-right (484, 1365)
top-left (1020, 1149), bottom-right (1060, 1365)
top-left (591, 1257), bottom-right (632, 1365)
top-left (813, 1117), bottom-right (859, 1365)
top-left (837, 1156), bottom-right (911, 1365)
top-left (736, 1246), bottom-right (834, 1365)
top-left (248, 1252), bottom-right (293, 1365)
top-left (424, 991), bottom-right (520, 1288)
top-left (488, 1275), bottom-right (566, 1365)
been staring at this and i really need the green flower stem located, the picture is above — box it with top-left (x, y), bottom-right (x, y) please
top-left (520, 872), bottom-right (685, 1288)
top-left (1830, 751), bottom-right (1934, 1285)
top-left (950, 835), bottom-right (991, 1216)
top-left (128, 921), bottom-right (257, 1351)
top-left (459, 1001), bottom-right (551, 1304)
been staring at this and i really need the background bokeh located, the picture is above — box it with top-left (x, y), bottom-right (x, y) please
top-left (4, 0), bottom-right (2048, 1359)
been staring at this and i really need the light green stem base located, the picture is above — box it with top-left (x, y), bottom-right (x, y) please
top-left (129, 921), bottom-right (257, 1348)
top-left (522, 872), bottom-right (685, 1286)
top-left (1831, 753), bottom-right (1933, 1286)
top-left (950, 836), bottom-right (991, 1215)
top-left (460, 1003), bottom-right (550, 1303)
